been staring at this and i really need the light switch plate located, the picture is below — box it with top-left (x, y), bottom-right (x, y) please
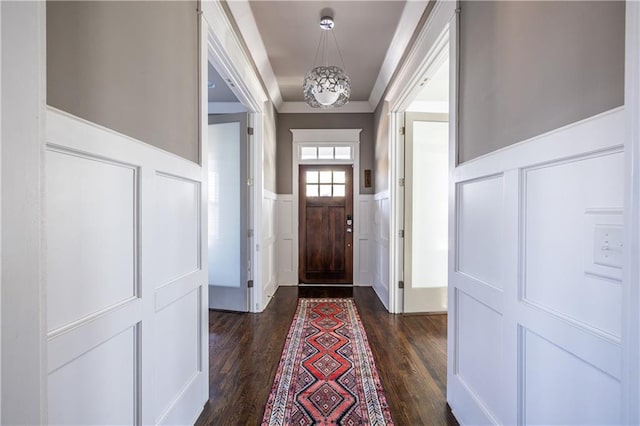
top-left (593, 225), bottom-right (623, 268)
top-left (583, 209), bottom-right (623, 282)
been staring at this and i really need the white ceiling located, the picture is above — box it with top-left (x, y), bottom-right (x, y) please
top-left (226, 0), bottom-right (430, 113)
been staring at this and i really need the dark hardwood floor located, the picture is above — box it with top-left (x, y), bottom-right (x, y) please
top-left (195, 286), bottom-right (458, 426)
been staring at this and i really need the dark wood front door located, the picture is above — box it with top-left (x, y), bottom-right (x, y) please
top-left (299, 165), bottom-right (353, 284)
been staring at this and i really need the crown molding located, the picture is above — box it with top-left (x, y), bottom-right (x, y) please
top-left (278, 101), bottom-right (374, 114)
top-left (225, 0), bottom-right (284, 109)
top-left (368, 1), bottom-right (430, 109)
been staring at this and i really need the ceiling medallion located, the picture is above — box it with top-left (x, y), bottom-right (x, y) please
top-left (303, 15), bottom-right (351, 109)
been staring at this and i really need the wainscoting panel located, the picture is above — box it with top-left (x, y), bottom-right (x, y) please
top-left (356, 195), bottom-right (374, 285)
top-left (262, 191), bottom-right (278, 303)
top-left (523, 150), bottom-right (624, 339)
top-left (154, 288), bottom-right (200, 423)
top-left (46, 108), bottom-right (208, 425)
top-left (276, 195), bottom-right (296, 285)
top-left (455, 290), bottom-right (503, 423)
top-left (373, 191), bottom-right (390, 309)
top-left (448, 107), bottom-right (626, 425)
top-left (153, 173), bottom-right (200, 288)
top-left (48, 326), bottom-right (138, 425)
top-left (457, 175), bottom-right (504, 291)
top-left (46, 147), bottom-right (137, 333)
top-left (521, 328), bottom-right (621, 425)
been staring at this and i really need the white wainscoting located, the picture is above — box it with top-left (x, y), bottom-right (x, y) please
top-left (448, 107), bottom-right (626, 425)
top-left (262, 190), bottom-right (278, 305)
top-left (357, 195), bottom-right (374, 286)
top-left (276, 194), bottom-right (375, 287)
top-left (373, 191), bottom-right (391, 310)
top-left (276, 194), bottom-right (296, 286)
top-left (45, 108), bottom-right (208, 425)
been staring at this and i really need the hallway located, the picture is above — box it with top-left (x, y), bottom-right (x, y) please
top-left (195, 287), bottom-right (457, 425)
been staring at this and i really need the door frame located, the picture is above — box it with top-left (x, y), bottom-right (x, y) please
top-left (384, 0), bottom-right (457, 313)
top-left (291, 129), bottom-right (362, 285)
top-left (202, 3), bottom-right (269, 313)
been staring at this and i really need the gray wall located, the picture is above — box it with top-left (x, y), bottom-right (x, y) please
top-left (458, 1), bottom-right (625, 163)
top-left (373, 101), bottom-right (390, 192)
top-left (264, 102), bottom-right (278, 193)
top-left (276, 113), bottom-right (375, 194)
top-left (47, 1), bottom-right (199, 163)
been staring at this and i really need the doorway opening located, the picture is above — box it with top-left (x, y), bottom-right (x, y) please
top-left (206, 61), bottom-right (251, 312)
top-left (401, 57), bottom-right (450, 313)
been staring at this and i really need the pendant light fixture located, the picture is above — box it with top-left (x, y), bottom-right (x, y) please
top-left (303, 15), bottom-right (351, 108)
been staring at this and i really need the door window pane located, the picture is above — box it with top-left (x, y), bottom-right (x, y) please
top-left (334, 146), bottom-right (351, 159)
top-left (306, 170), bottom-right (319, 183)
top-left (333, 171), bottom-right (345, 183)
top-left (306, 184), bottom-right (318, 197)
top-left (318, 147), bottom-right (334, 159)
top-left (300, 147), bottom-right (317, 160)
top-left (333, 184), bottom-right (345, 197)
top-left (319, 184), bottom-right (332, 197)
top-left (319, 171), bottom-right (332, 183)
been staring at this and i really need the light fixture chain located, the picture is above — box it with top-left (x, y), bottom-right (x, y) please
top-left (312, 28), bottom-right (323, 68)
top-left (331, 29), bottom-right (347, 71)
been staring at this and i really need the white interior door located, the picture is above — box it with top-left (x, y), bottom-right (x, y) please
top-left (404, 112), bottom-right (449, 313)
top-left (207, 113), bottom-right (249, 312)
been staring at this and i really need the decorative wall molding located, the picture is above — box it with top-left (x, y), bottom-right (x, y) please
top-left (448, 107), bottom-right (626, 425)
top-left (45, 107), bottom-right (208, 425)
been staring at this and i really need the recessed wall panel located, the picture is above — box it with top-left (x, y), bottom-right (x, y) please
top-left (457, 290), bottom-right (503, 422)
top-left (457, 176), bottom-right (503, 289)
top-left (154, 289), bottom-right (199, 419)
top-left (523, 151), bottom-right (624, 338)
top-left (47, 149), bottom-right (136, 331)
top-left (155, 173), bottom-right (200, 287)
top-left (48, 327), bottom-right (137, 425)
top-left (522, 329), bottom-right (621, 425)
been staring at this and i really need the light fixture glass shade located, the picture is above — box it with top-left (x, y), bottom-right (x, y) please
top-left (303, 65), bottom-right (351, 108)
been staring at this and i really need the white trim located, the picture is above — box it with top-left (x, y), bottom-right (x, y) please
top-left (385, 0), bottom-right (457, 315)
top-left (279, 101), bottom-right (373, 114)
top-left (207, 102), bottom-right (248, 114)
top-left (623, 1), bottom-right (640, 424)
top-left (202, 3), bottom-right (269, 312)
top-left (385, 1), bottom-right (456, 113)
top-left (454, 107), bottom-right (624, 183)
top-left (198, 12), bottom-right (210, 406)
top-left (291, 129), bottom-right (362, 286)
top-left (368, 1), bottom-right (430, 109)
top-left (225, 0), bottom-right (283, 109)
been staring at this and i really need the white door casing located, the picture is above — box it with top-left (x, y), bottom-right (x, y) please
top-left (203, 1), bottom-right (271, 312)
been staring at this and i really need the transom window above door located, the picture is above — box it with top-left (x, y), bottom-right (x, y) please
top-left (299, 145), bottom-right (352, 161)
top-left (305, 170), bottom-right (346, 197)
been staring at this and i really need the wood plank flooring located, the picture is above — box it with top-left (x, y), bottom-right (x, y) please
top-left (195, 286), bottom-right (458, 425)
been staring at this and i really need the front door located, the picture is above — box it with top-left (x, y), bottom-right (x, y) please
top-left (299, 165), bottom-right (353, 284)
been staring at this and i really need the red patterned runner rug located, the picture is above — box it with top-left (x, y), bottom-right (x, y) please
top-left (262, 298), bottom-right (394, 425)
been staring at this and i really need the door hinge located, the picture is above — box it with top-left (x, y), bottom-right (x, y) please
top-left (398, 230), bottom-right (404, 238)
top-left (247, 279), bottom-right (254, 288)
top-left (400, 126), bottom-right (405, 135)
top-left (398, 280), bottom-right (404, 289)
top-left (399, 177), bottom-right (405, 187)
top-left (248, 229), bottom-right (254, 238)
top-left (247, 178), bottom-right (254, 186)
top-left (248, 127), bottom-right (254, 135)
